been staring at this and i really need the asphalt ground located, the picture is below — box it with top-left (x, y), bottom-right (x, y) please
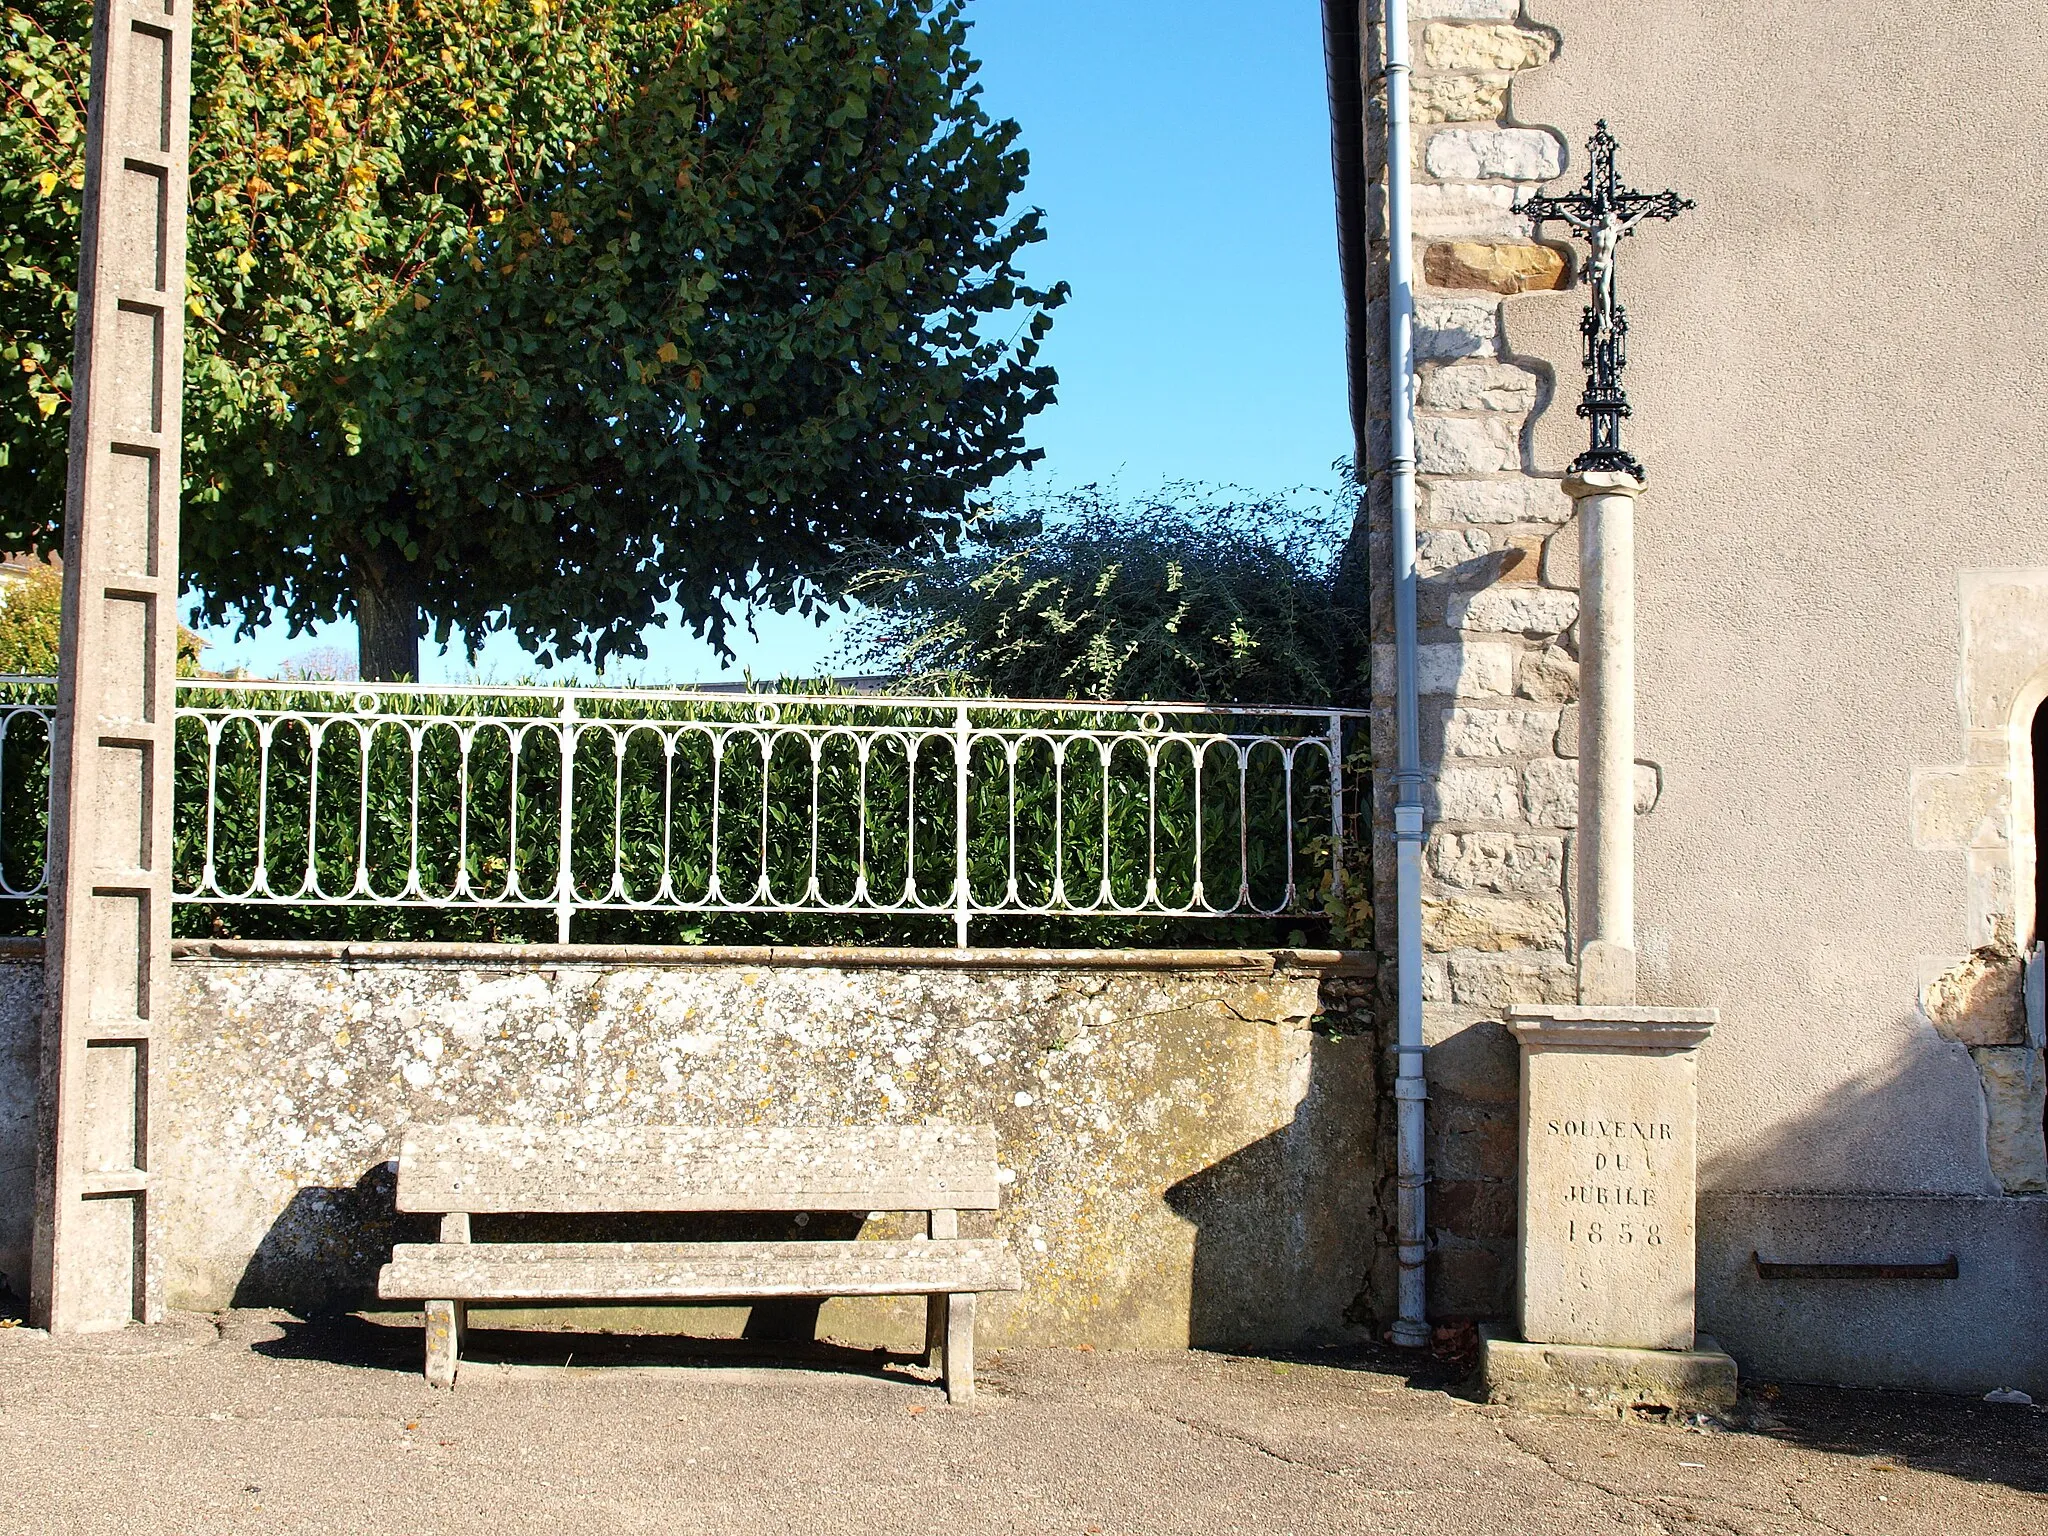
top-left (1, 1311), bottom-right (2042, 1535)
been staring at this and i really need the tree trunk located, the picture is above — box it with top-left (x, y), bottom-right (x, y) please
top-left (353, 549), bottom-right (422, 683)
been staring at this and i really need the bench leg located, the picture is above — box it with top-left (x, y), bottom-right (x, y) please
top-left (424, 1299), bottom-right (465, 1389)
top-left (924, 1294), bottom-right (946, 1373)
top-left (943, 1292), bottom-right (976, 1405)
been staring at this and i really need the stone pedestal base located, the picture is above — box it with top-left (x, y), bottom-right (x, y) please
top-left (1504, 1005), bottom-right (1719, 1349)
top-left (1478, 1326), bottom-right (1739, 1417)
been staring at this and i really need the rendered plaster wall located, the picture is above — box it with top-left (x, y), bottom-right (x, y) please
top-left (1359, 2), bottom-right (2048, 1381)
top-left (0, 946), bottom-right (1380, 1351)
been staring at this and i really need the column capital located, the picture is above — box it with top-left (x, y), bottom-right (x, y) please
top-left (1505, 1004), bottom-right (1719, 1053)
top-left (1562, 468), bottom-right (1647, 502)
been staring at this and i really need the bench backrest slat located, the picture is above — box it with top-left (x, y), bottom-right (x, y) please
top-left (395, 1122), bottom-right (1002, 1214)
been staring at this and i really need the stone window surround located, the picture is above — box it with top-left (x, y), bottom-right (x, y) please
top-left (1910, 570), bottom-right (2048, 1193)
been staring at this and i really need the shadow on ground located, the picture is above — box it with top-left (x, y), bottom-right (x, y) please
top-left (252, 1312), bottom-right (937, 1386)
top-left (1195, 1321), bottom-right (1482, 1397)
top-left (1201, 1335), bottom-right (2048, 1498)
top-left (1735, 1379), bottom-right (2048, 1496)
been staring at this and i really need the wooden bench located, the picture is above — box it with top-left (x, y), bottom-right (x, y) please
top-left (376, 1121), bottom-right (1020, 1402)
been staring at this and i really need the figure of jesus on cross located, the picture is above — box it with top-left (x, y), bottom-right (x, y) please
top-left (1515, 123), bottom-right (1693, 479)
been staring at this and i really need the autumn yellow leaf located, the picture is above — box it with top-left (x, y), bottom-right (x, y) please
top-left (34, 171), bottom-right (58, 197)
top-left (413, 293), bottom-right (430, 309)
top-left (656, 342), bottom-right (679, 364)
top-left (35, 394), bottom-right (58, 417)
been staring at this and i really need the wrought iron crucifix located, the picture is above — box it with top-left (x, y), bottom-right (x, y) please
top-left (1514, 123), bottom-right (1693, 478)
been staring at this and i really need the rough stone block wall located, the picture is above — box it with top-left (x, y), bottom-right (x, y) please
top-left (0, 944), bottom-right (1382, 1349)
top-left (1363, 5), bottom-right (1602, 1318)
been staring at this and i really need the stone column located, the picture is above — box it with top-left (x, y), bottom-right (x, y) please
top-left (31, 0), bottom-right (192, 1331)
top-left (1473, 466), bottom-right (1735, 1412)
top-left (1569, 468), bottom-right (1644, 1005)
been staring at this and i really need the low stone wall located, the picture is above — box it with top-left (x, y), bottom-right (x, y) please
top-left (0, 942), bottom-right (1380, 1351)
top-left (1701, 1192), bottom-right (2048, 1397)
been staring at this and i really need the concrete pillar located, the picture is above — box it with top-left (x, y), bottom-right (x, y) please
top-left (31, 0), bottom-right (192, 1331)
top-left (1568, 468), bottom-right (1645, 1006)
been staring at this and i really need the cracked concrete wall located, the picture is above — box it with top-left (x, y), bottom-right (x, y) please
top-left (0, 948), bottom-right (1381, 1350)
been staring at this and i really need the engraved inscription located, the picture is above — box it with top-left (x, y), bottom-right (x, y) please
top-left (1547, 1117), bottom-right (1672, 1250)
top-left (1563, 1219), bottom-right (1664, 1247)
top-left (123, 23), bottom-right (173, 152)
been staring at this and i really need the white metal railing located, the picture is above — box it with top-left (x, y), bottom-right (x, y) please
top-left (0, 680), bottom-right (54, 904)
top-left (0, 678), bottom-right (1367, 946)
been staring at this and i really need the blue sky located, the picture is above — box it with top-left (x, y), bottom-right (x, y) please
top-left (195, 0), bottom-right (1351, 682)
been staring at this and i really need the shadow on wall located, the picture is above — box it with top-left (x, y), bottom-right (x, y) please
top-left (1165, 1033), bottom-right (1380, 1350)
top-left (234, 1033), bottom-right (1383, 1352)
top-left (1692, 1012), bottom-right (2048, 1402)
top-left (1697, 1008), bottom-right (2016, 1197)
top-left (231, 1163), bottom-right (436, 1315)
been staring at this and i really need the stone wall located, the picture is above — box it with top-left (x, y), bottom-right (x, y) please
top-left (1907, 570), bottom-right (2048, 1192)
top-left (1366, 3), bottom-right (1592, 1317)
top-left (0, 942), bottom-right (1381, 1351)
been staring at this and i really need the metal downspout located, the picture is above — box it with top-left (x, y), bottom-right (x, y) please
top-left (1326, 0), bottom-right (1429, 1350)
top-left (1383, 0), bottom-right (1431, 1350)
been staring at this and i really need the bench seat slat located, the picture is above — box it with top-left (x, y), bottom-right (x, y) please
top-left (394, 1122), bottom-right (1001, 1214)
top-left (379, 1239), bottom-right (1023, 1302)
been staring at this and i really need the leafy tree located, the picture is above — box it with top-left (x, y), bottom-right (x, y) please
top-left (0, 557), bottom-right (203, 671)
top-left (0, 561), bottom-right (59, 674)
top-left (839, 481), bottom-right (1366, 705)
top-left (0, 0), bottom-right (1062, 679)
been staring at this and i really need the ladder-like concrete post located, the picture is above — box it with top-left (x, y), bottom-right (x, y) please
top-left (1567, 468), bottom-right (1645, 1006)
top-left (31, 0), bottom-right (193, 1331)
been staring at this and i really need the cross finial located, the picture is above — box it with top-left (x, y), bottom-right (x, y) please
top-left (1513, 124), bottom-right (1693, 479)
